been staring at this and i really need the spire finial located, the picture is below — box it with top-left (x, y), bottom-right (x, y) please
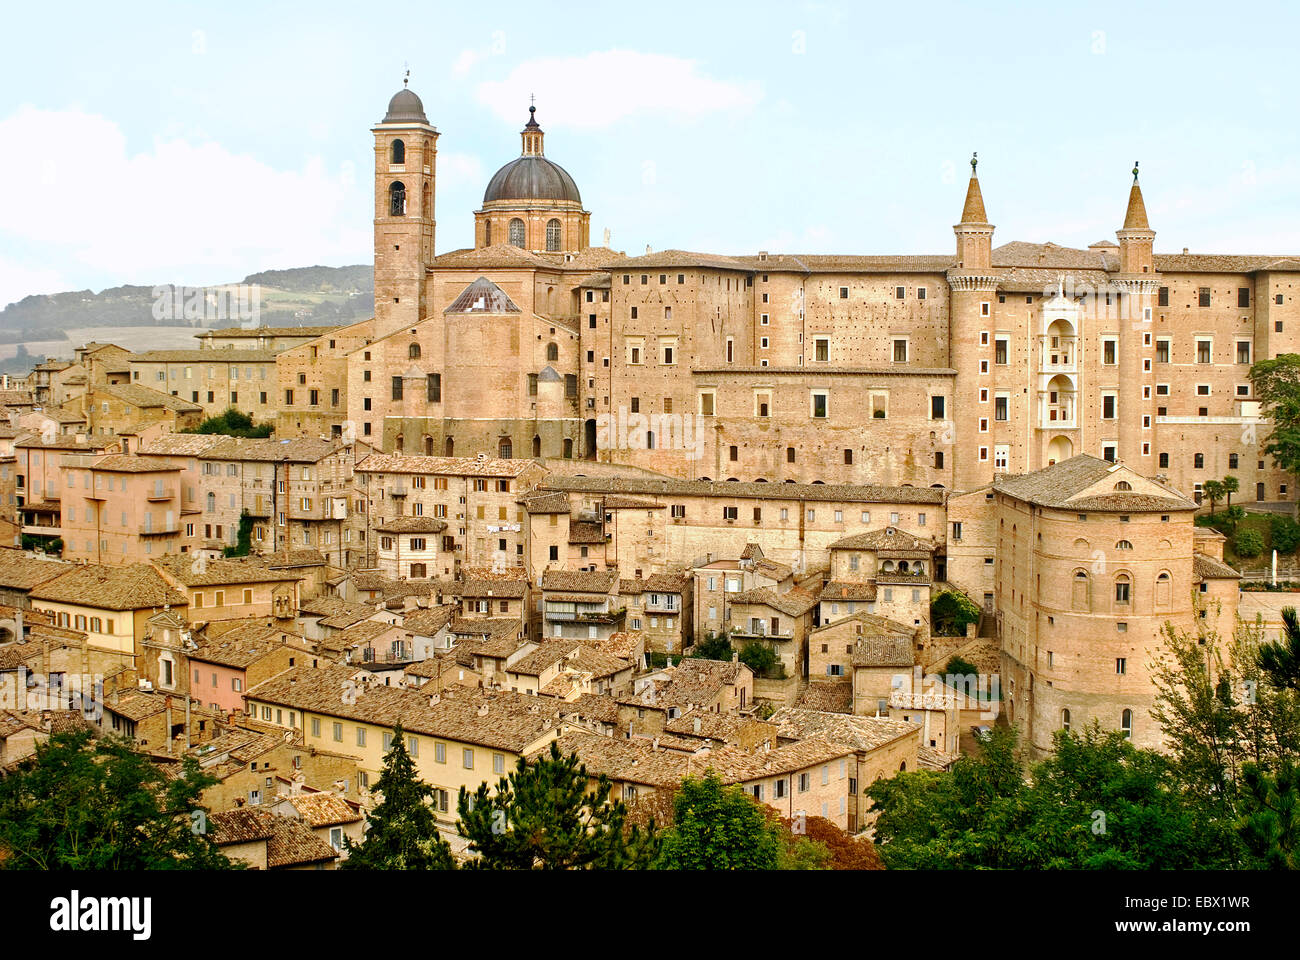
top-left (971, 151), bottom-right (978, 175)
top-left (403, 62), bottom-right (410, 88)
top-left (1132, 160), bottom-right (1139, 183)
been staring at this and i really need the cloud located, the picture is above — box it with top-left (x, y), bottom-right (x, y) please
top-left (475, 50), bottom-right (761, 129)
top-left (0, 256), bottom-right (67, 311)
top-left (0, 106), bottom-right (371, 304)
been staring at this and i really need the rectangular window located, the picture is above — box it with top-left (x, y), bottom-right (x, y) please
top-left (811, 392), bottom-right (828, 419)
top-left (994, 338), bottom-right (1008, 365)
top-left (1197, 340), bottom-right (1212, 363)
top-left (994, 394), bottom-right (1008, 421)
top-left (391, 376), bottom-right (403, 400)
top-left (892, 339), bottom-right (908, 363)
top-left (1158, 286), bottom-right (1169, 307)
top-left (1199, 287), bottom-right (1211, 308)
top-left (931, 395), bottom-right (945, 420)
top-left (1237, 341), bottom-right (1251, 364)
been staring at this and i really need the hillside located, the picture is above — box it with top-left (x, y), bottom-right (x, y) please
top-left (0, 265), bottom-right (375, 335)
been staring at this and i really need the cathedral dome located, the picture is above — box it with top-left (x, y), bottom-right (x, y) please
top-left (383, 87), bottom-right (427, 124)
top-left (483, 156), bottom-right (582, 204)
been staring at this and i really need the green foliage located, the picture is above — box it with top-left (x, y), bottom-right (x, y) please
top-left (654, 771), bottom-right (783, 869)
top-left (1235, 529), bottom-right (1265, 558)
top-left (1223, 475), bottom-right (1241, 506)
top-left (689, 631), bottom-right (733, 661)
top-left (930, 589), bottom-right (982, 637)
top-left (343, 726), bottom-right (455, 870)
top-left (1237, 760), bottom-right (1299, 869)
top-left (868, 724), bottom-right (1237, 869)
top-left (1258, 607), bottom-right (1300, 691)
top-left (1251, 354), bottom-right (1300, 480)
top-left (1203, 479), bottom-right (1226, 512)
top-left (223, 511), bottom-right (255, 558)
top-left (0, 728), bottom-right (235, 870)
top-left (944, 655), bottom-right (979, 677)
top-left (1270, 514), bottom-right (1300, 555)
top-left (456, 742), bottom-right (657, 869)
top-left (737, 640), bottom-right (780, 677)
top-left (185, 407), bottom-right (273, 438)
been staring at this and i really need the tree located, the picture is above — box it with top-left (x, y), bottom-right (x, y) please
top-left (944, 655), bottom-right (979, 678)
top-left (0, 728), bottom-right (235, 870)
top-left (1203, 479), bottom-right (1226, 514)
top-left (785, 815), bottom-right (884, 870)
top-left (1223, 474), bottom-right (1241, 509)
top-left (737, 640), bottom-right (779, 677)
top-left (868, 723), bottom-right (1237, 869)
top-left (343, 725), bottom-right (454, 870)
top-left (456, 741), bottom-right (656, 869)
top-left (1251, 354), bottom-right (1300, 490)
top-left (654, 771), bottom-right (783, 869)
top-left (689, 631), bottom-right (732, 661)
top-left (1258, 607), bottom-right (1300, 691)
top-left (185, 407), bottom-right (273, 438)
top-left (1237, 760), bottom-right (1299, 869)
top-left (930, 589), bottom-right (981, 637)
top-left (1235, 529), bottom-right (1264, 558)
top-left (1271, 514), bottom-right (1300, 555)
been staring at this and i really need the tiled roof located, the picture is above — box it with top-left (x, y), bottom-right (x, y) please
top-left (152, 555), bottom-right (303, 587)
top-left (795, 680), bottom-right (854, 714)
top-left (374, 516), bottom-right (447, 534)
top-left (199, 325), bottom-right (343, 339)
top-left (567, 521), bottom-right (605, 544)
top-left (1193, 553), bottom-right (1241, 581)
top-left (730, 586), bottom-right (818, 617)
top-left (541, 475), bottom-right (945, 505)
top-left (137, 433), bottom-right (227, 457)
top-left (848, 629), bottom-right (916, 667)
top-left (99, 383), bottom-right (203, 412)
top-left (29, 563), bottom-right (188, 610)
top-left (132, 348), bottom-right (279, 363)
top-left (829, 527), bottom-right (935, 554)
top-left (282, 792), bottom-right (362, 827)
top-left (445, 276), bottom-right (522, 314)
top-left (0, 550), bottom-right (70, 591)
top-left (299, 597), bottom-right (381, 630)
top-left (400, 605), bottom-right (456, 636)
top-left (85, 454), bottom-right (181, 473)
top-left (199, 437), bottom-right (338, 463)
top-left (541, 568), bottom-right (617, 594)
top-left (247, 665), bottom-right (560, 753)
top-left (769, 707), bottom-right (920, 752)
top-left (211, 809), bottom-right (339, 868)
top-left (457, 578), bottom-right (528, 599)
top-left (820, 581), bottom-right (877, 602)
top-left (355, 453), bottom-right (537, 477)
top-left (519, 491), bottom-right (569, 514)
top-left (992, 454), bottom-right (1196, 511)
top-left (618, 573), bottom-right (689, 595)
top-left (190, 622), bottom-right (307, 669)
top-left (560, 693), bottom-right (620, 724)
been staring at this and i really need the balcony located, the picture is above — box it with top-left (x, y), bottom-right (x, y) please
top-left (146, 488), bottom-right (176, 502)
top-left (139, 524), bottom-right (181, 536)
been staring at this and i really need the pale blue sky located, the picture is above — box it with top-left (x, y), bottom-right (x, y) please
top-left (0, 0), bottom-right (1297, 307)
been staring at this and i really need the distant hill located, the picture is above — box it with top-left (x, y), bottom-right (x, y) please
top-left (0, 265), bottom-right (375, 335)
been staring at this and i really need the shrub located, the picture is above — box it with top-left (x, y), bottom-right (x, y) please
top-left (738, 640), bottom-right (780, 677)
top-left (1270, 514), bottom-right (1300, 554)
top-left (1235, 529), bottom-right (1265, 558)
top-left (931, 590), bottom-right (981, 637)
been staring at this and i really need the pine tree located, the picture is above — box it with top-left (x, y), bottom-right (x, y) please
top-left (343, 725), bottom-right (454, 870)
top-left (456, 741), bottom-right (656, 869)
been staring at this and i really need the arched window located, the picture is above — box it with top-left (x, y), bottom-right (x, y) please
top-left (389, 181), bottom-right (406, 216)
top-left (1115, 574), bottom-right (1131, 605)
top-left (546, 342), bottom-right (559, 362)
top-left (1072, 570), bottom-right (1090, 611)
top-left (899, 761), bottom-right (907, 772)
top-left (390, 139), bottom-right (405, 164)
top-left (1062, 708), bottom-right (1071, 732)
top-left (206, 492), bottom-right (216, 513)
top-left (546, 218), bottom-right (562, 251)
top-left (395, 434), bottom-right (404, 452)
top-left (484, 220), bottom-right (491, 245)
top-left (563, 437), bottom-right (574, 459)
top-left (423, 436), bottom-right (433, 455)
top-left (1114, 480), bottom-right (1132, 491)
top-left (408, 343), bottom-right (421, 359)
top-left (508, 218), bottom-right (525, 247)
top-left (1194, 453), bottom-right (1204, 469)
top-left (1115, 540), bottom-right (1133, 550)
top-left (1121, 708), bottom-right (1133, 740)
top-left (444, 437), bottom-right (454, 457)
top-left (532, 435), bottom-right (541, 457)
top-left (1155, 570), bottom-right (1171, 607)
top-left (498, 438), bottom-right (512, 459)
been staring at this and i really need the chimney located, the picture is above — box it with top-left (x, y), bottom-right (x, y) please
top-left (693, 716), bottom-right (702, 734)
top-left (651, 737), bottom-right (660, 751)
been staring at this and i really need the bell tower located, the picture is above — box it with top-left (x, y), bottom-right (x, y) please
top-left (1113, 162), bottom-right (1159, 467)
top-left (949, 153), bottom-right (1000, 492)
top-left (373, 75), bottom-right (437, 339)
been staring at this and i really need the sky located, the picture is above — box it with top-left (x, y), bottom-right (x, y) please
top-left (0, 0), bottom-right (1297, 308)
